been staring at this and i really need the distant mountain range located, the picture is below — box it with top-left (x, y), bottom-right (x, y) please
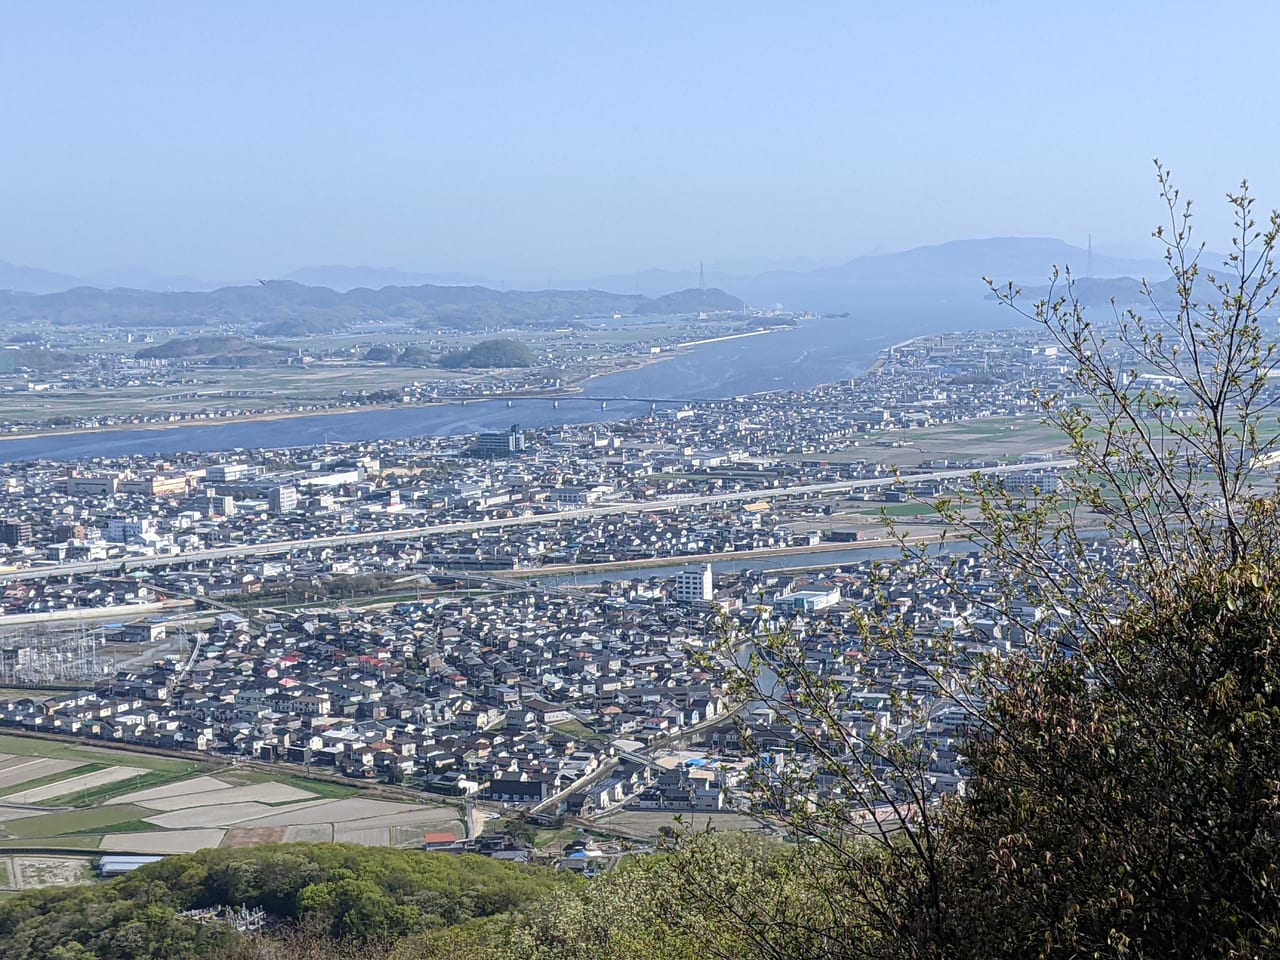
top-left (0, 261), bottom-right (486, 295)
top-left (0, 260), bottom-right (85, 295)
top-left (0, 281), bottom-right (744, 334)
top-left (1003, 275), bottom-right (1185, 312)
top-left (590, 238), bottom-right (1166, 307)
top-left (280, 265), bottom-right (489, 290)
top-left (0, 238), bottom-right (1184, 342)
top-left (1, 239), bottom-right (1169, 299)
top-left (81, 266), bottom-right (238, 292)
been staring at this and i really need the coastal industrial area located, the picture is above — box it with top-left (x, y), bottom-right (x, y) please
top-left (0, 323), bottom-right (1092, 887)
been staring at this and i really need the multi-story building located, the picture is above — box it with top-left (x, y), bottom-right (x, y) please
top-left (205, 463), bottom-right (253, 483)
top-left (268, 485), bottom-right (299, 514)
top-left (64, 474), bottom-right (120, 496)
top-left (472, 424), bottom-right (527, 458)
top-left (0, 519), bottom-right (32, 546)
top-left (104, 516), bottom-right (155, 543)
top-left (674, 564), bottom-right (713, 603)
top-left (117, 472), bottom-right (194, 497)
top-left (1002, 471), bottom-right (1063, 496)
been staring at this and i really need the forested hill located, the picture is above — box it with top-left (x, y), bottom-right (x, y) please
top-left (986, 273), bottom-right (1181, 310)
top-left (0, 281), bottom-right (744, 333)
top-left (0, 843), bottom-right (566, 959)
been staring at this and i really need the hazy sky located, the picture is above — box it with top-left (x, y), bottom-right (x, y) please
top-left (4, 1), bottom-right (1278, 282)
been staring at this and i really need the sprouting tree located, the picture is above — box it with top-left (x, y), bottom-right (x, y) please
top-left (690, 164), bottom-right (1280, 960)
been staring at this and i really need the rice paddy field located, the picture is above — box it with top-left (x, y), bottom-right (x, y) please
top-left (794, 416), bottom-right (1070, 469)
top-left (0, 735), bottom-right (461, 871)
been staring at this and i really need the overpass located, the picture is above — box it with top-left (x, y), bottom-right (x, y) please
top-left (0, 460), bottom-right (1075, 585)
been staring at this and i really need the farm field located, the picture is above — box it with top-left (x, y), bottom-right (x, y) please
top-left (1, 803), bottom-right (154, 839)
top-left (794, 416), bottom-right (1069, 470)
top-left (0, 736), bottom-right (461, 863)
top-left (872, 417), bottom-right (1068, 466)
top-left (0, 757), bottom-right (86, 791)
top-left (3, 765), bottom-right (148, 804)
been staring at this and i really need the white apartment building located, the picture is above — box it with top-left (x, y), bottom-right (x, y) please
top-left (674, 564), bottom-right (713, 603)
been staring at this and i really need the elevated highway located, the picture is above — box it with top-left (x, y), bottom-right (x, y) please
top-left (0, 460), bottom-right (1074, 584)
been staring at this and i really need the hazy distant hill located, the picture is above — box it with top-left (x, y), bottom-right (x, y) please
top-left (591, 238), bottom-right (1168, 312)
top-left (0, 259), bottom-right (85, 295)
top-left (0, 238), bottom-right (1178, 340)
top-left (814, 237), bottom-right (1157, 283)
top-left (83, 266), bottom-right (235, 292)
top-left (3, 238), bottom-right (1167, 305)
top-left (282, 265), bottom-right (488, 291)
top-left (1004, 274), bottom-right (1182, 311)
top-left (0, 260), bottom-right (239, 294)
top-left (0, 280), bottom-right (744, 332)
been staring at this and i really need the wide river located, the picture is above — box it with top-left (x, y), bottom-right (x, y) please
top-left (0, 318), bottom-right (907, 462)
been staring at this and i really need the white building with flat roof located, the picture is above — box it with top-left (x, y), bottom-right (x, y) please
top-left (674, 564), bottom-right (713, 604)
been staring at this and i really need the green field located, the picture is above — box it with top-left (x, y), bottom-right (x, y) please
top-left (0, 763), bottom-right (102, 800)
top-left (0, 690), bottom-right (63, 701)
top-left (533, 825), bottom-right (581, 850)
top-left (3, 804), bottom-right (155, 839)
top-left (0, 737), bottom-right (454, 860)
top-left (225, 769), bottom-right (362, 800)
top-left (0, 734), bottom-right (191, 770)
top-left (877, 503), bottom-right (942, 517)
top-left (0, 735), bottom-right (205, 808)
top-left (76, 769), bottom-right (195, 807)
top-left (551, 718), bottom-right (605, 741)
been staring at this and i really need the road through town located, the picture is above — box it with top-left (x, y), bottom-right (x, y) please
top-left (0, 460), bottom-right (1075, 584)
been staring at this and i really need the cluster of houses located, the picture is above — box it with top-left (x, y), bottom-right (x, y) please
top-left (0, 526), bottom-right (1145, 824)
top-left (0, 327), bottom-right (1127, 819)
top-left (0, 328), bottom-right (1086, 620)
top-left (0, 585), bottom-right (739, 815)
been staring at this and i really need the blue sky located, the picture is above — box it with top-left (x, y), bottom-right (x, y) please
top-left (3, 1), bottom-right (1277, 282)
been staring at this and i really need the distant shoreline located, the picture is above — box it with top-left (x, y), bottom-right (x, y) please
top-left (0, 323), bottom-right (810, 448)
top-left (865, 334), bottom-right (926, 374)
top-left (0, 356), bottom-right (683, 444)
top-left (0, 401), bottom-right (419, 444)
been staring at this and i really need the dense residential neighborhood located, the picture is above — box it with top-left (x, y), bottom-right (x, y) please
top-left (0, 330), bottom-right (1103, 823)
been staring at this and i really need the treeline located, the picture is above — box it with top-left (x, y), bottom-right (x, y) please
top-left (0, 844), bottom-right (565, 960)
top-left (0, 282), bottom-right (743, 335)
top-left (0, 346), bottom-right (80, 371)
top-left (135, 336), bottom-right (291, 365)
top-left (362, 338), bottom-right (535, 369)
top-left (0, 834), bottom-right (836, 960)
